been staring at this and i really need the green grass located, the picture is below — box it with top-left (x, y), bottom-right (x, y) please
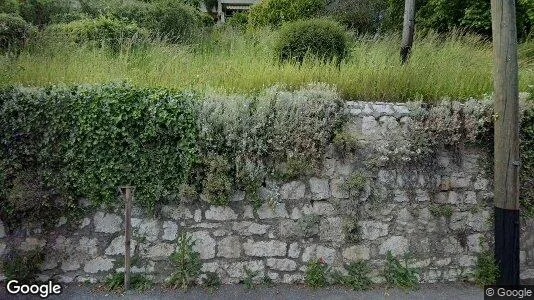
top-left (1, 27), bottom-right (533, 101)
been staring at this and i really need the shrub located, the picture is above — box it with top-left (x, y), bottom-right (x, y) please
top-left (325, 0), bottom-right (387, 34)
top-left (383, 251), bottom-right (419, 290)
top-left (46, 16), bottom-right (148, 51)
top-left (274, 18), bottom-right (349, 64)
top-left (110, 0), bottom-right (155, 26)
top-left (19, 0), bottom-right (72, 27)
top-left (2, 250), bottom-right (44, 282)
top-left (0, 13), bottom-right (36, 52)
top-left (305, 258), bottom-right (329, 288)
top-left (248, 0), bottom-right (325, 28)
top-left (474, 250), bottom-right (499, 286)
top-left (226, 12), bottom-right (248, 29)
top-left (49, 12), bottom-right (90, 24)
top-left (0, 0), bottom-right (19, 14)
top-left (168, 233), bottom-right (202, 289)
top-left (147, 0), bottom-right (202, 42)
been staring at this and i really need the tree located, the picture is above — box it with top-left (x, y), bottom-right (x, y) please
top-left (400, 0), bottom-right (415, 63)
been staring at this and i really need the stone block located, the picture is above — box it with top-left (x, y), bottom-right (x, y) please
top-left (280, 181), bottom-right (306, 200)
top-left (232, 221), bottom-right (270, 236)
top-left (266, 258), bottom-right (297, 271)
top-left (94, 212), bottom-right (122, 234)
top-left (84, 257), bottom-right (114, 273)
top-left (379, 236), bottom-right (408, 256)
top-left (218, 236), bottom-right (241, 258)
top-left (190, 231), bottom-right (216, 259)
top-left (342, 245), bottom-right (370, 262)
top-left (243, 240), bottom-right (287, 257)
top-left (205, 206), bottom-right (237, 221)
top-left (359, 221), bottom-right (388, 240)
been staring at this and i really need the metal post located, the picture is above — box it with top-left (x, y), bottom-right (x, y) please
top-left (120, 186), bottom-right (134, 291)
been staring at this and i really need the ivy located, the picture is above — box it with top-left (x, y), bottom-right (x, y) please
top-left (0, 84), bottom-right (198, 228)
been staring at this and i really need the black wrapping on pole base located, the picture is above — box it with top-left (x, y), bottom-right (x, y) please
top-left (494, 206), bottom-right (520, 285)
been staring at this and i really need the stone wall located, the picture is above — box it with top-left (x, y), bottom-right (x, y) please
top-left (0, 101), bottom-right (532, 285)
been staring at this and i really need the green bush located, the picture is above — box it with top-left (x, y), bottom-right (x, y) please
top-left (227, 12), bottom-right (249, 29)
top-left (110, 0), bottom-right (155, 26)
top-left (0, 84), bottom-right (198, 222)
top-left (19, 0), bottom-right (73, 27)
top-left (147, 0), bottom-right (202, 42)
top-left (248, 0), bottom-right (325, 28)
top-left (0, 0), bottom-right (19, 14)
top-left (325, 0), bottom-right (387, 34)
top-left (383, 0), bottom-right (533, 40)
top-left (274, 18), bottom-right (349, 64)
top-left (46, 16), bottom-right (149, 51)
top-left (0, 13), bottom-right (35, 52)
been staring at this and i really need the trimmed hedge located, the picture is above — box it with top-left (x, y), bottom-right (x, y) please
top-left (274, 18), bottom-right (349, 63)
top-left (0, 13), bottom-right (36, 52)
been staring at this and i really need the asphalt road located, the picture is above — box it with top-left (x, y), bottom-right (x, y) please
top-left (0, 283), bottom-right (484, 300)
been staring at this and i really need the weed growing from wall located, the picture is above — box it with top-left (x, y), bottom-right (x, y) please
top-left (1, 249), bottom-right (44, 283)
top-left (383, 251), bottom-right (419, 290)
top-left (242, 267), bottom-right (260, 289)
top-left (168, 233), bottom-right (202, 289)
top-left (474, 250), bottom-right (499, 286)
top-left (104, 272), bottom-right (153, 291)
top-left (305, 258), bottom-right (330, 288)
top-left (332, 261), bottom-right (372, 290)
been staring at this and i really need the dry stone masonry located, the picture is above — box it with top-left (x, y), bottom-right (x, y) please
top-left (0, 101), bottom-right (533, 285)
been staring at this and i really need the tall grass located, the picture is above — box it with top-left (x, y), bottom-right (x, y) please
top-left (1, 27), bottom-right (533, 102)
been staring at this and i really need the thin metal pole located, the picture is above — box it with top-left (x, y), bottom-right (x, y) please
top-left (121, 186), bottom-right (134, 291)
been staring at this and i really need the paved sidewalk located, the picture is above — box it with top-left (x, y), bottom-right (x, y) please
top-left (1, 283), bottom-right (484, 300)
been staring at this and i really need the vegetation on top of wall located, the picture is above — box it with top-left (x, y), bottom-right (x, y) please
top-left (193, 85), bottom-right (344, 206)
top-left (0, 84), bottom-right (199, 228)
top-left (0, 83), bottom-right (344, 229)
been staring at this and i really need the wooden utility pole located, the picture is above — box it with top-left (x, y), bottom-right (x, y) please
top-left (400, 0), bottom-right (415, 64)
top-left (491, 0), bottom-right (520, 285)
top-left (120, 186), bottom-right (135, 291)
